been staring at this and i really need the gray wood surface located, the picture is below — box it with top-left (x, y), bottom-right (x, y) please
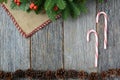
top-left (64, 0), bottom-right (96, 72)
top-left (0, 7), bottom-right (30, 80)
top-left (31, 19), bottom-right (64, 70)
top-left (0, 0), bottom-right (120, 80)
top-left (97, 0), bottom-right (120, 79)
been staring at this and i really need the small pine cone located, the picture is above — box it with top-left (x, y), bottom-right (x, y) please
top-left (46, 70), bottom-right (56, 79)
top-left (4, 72), bottom-right (13, 80)
top-left (107, 69), bottom-right (117, 77)
top-left (0, 71), bottom-right (5, 79)
top-left (55, 69), bottom-right (66, 79)
top-left (67, 70), bottom-right (78, 79)
top-left (88, 72), bottom-right (99, 80)
top-left (35, 70), bottom-right (46, 79)
top-left (25, 69), bottom-right (35, 78)
top-left (116, 69), bottom-right (120, 76)
top-left (78, 71), bottom-right (88, 79)
top-left (100, 71), bottom-right (108, 79)
top-left (14, 69), bottom-right (25, 78)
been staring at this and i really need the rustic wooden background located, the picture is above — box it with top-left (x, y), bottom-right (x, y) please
top-left (0, 0), bottom-right (120, 80)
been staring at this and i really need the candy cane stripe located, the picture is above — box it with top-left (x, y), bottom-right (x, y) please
top-left (87, 29), bottom-right (99, 67)
top-left (96, 11), bottom-right (108, 49)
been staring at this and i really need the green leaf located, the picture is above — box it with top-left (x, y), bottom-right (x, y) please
top-left (56, 0), bottom-right (66, 9)
top-left (10, 1), bottom-right (17, 9)
top-left (62, 7), bottom-right (70, 20)
top-left (44, 0), bottom-right (55, 10)
top-left (19, 3), bottom-right (28, 11)
top-left (46, 10), bottom-right (57, 20)
top-left (20, 0), bottom-right (29, 3)
top-left (69, 2), bottom-right (80, 18)
top-left (0, 0), bottom-right (7, 3)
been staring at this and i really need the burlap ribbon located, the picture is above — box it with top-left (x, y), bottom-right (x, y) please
top-left (1, 1), bottom-right (60, 38)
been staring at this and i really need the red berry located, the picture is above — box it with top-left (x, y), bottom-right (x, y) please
top-left (30, 3), bottom-right (35, 9)
top-left (53, 6), bottom-right (59, 11)
top-left (14, 0), bottom-right (17, 3)
top-left (17, 0), bottom-right (20, 2)
top-left (33, 6), bottom-right (38, 10)
top-left (17, 2), bottom-right (21, 6)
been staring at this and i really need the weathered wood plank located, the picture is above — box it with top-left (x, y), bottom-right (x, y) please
top-left (31, 19), bottom-right (63, 71)
top-left (0, 6), bottom-right (30, 80)
top-left (97, 0), bottom-right (120, 79)
top-left (64, 0), bottom-right (96, 74)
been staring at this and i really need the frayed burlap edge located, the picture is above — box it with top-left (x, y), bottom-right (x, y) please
top-left (1, 4), bottom-right (61, 38)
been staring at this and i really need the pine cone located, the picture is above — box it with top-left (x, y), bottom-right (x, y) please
top-left (55, 69), bottom-right (65, 79)
top-left (13, 69), bottom-right (25, 78)
top-left (100, 71), bottom-right (108, 79)
top-left (25, 69), bottom-right (35, 78)
top-left (46, 70), bottom-right (56, 79)
top-left (107, 69), bottom-right (117, 77)
top-left (88, 72), bottom-right (99, 80)
top-left (4, 72), bottom-right (13, 80)
top-left (0, 71), bottom-right (4, 79)
top-left (116, 69), bottom-right (120, 76)
top-left (78, 71), bottom-right (88, 79)
top-left (66, 70), bottom-right (78, 79)
top-left (35, 70), bottom-right (46, 79)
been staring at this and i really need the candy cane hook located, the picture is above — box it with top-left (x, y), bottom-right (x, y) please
top-left (96, 11), bottom-right (108, 49)
top-left (87, 29), bottom-right (98, 67)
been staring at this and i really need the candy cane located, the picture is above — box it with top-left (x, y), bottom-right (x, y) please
top-left (87, 29), bottom-right (98, 67)
top-left (96, 12), bottom-right (108, 49)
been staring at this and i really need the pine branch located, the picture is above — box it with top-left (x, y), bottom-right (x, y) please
top-left (56, 0), bottom-right (66, 9)
top-left (0, 0), bottom-right (105, 20)
top-left (0, 0), bottom-right (7, 3)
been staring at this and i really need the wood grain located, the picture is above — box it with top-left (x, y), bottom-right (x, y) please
top-left (97, 0), bottom-right (120, 79)
top-left (31, 19), bottom-right (64, 71)
top-left (0, 6), bottom-right (30, 80)
top-left (0, 0), bottom-right (120, 80)
top-left (64, 0), bottom-right (96, 74)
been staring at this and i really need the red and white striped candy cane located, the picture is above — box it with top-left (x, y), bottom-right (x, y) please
top-left (87, 29), bottom-right (98, 67)
top-left (96, 11), bottom-right (108, 49)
